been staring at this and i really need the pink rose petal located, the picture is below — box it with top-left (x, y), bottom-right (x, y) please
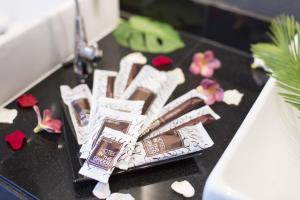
top-left (17, 93), bottom-right (38, 108)
top-left (152, 56), bottom-right (173, 69)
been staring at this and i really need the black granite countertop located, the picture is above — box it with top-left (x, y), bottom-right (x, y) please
top-left (0, 29), bottom-right (267, 199)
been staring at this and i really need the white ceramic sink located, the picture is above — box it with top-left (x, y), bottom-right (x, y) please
top-left (203, 78), bottom-right (300, 200)
top-left (0, 0), bottom-right (119, 106)
top-left (0, 0), bottom-right (66, 28)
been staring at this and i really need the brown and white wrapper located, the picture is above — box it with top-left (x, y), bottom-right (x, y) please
top-left (95, 97), bottom-right (144, 114)
top-left (114, 59), bottom-right (146, 99)
top-left (92, 69), bottom-right (118, 98)
top-left (79, 128), bottom-right (130, 183)
top-left (121, 65), bottom-right (185, 116)
top-left (86, 70), bottom-right (118, 142)
top-left (145, 105), bottom-right (220, 139)
top-left (140, 89), bottom-right (207, 139)
top-left (128, 123), bottom-right (214, 168)
top-left (80, 107), bottom-right (145, 170)
top-left (60, 84), bottom-right (92, 145)
top-left (87, 97), bottom-right (145, 143)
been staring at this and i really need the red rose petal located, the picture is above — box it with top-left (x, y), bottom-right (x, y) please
top-left (5, 130), bottom-right (26, 151)
top-left (17, 93), bottom-right (38, 108)
top-left (152, 56), bottom-right (173, 69)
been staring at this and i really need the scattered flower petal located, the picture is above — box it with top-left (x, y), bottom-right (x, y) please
top-left (196, 79), bottom-right (224, 105)
top-left (251, 55), bottom-right (269, 71)
top-left (93, 182), bottom-right (111, 199)
top-left (33, 105), bottom-right (62, 134)
top-left (152, 56), bottom-right (173, 69)
top-left (17, 93), bottom-right (38, 108)
top-left (107, 193), bottom-right (135, 200)
top-left (5, 130), bottom-right (26, 151)
top-left (223, 89), bottom-right (244, 106)
top-left (189, 51), bottom-right (221, 77)
top-left (171, 180), bottom-right (195, 198)
top-left (0, 108), bottom-right (17, 124)
top-left (122, 52), bottom-right (147, 64)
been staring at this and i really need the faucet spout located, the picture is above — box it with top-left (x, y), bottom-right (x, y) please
top-left (73, 0), bottom-right (103, 82)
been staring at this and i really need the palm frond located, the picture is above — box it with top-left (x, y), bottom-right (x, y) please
top-left (251, 15), bottom-right (300, 112)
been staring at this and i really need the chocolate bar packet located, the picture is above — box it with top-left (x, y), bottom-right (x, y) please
top-left (145, 105), bottom-right (220, 139)
top-left (94, 97), bottom-right (144, 114)
top-left (79, 128), bottom-right (130, 183)
top-left (113, 53), bottom-right (147, 99)
top-left (60, 84), bottom-right (92, 145)
top-left (114, 62), bottom-right (143, 99)
top-left (139, 89), bottom-right (207, 139)
top-left (80, 108), bottom-right (145, 170)
top-left (121, 65), bottom-right (185, 116)
top-left (86, 97), bottom-right (144, 143)
top-left (93, 69), bottom-right (118, 98)
top-left (120, 65), bottom-right (164, 114)
top-left (149, 68), bottom-right (185, 116)
top-left (86, 70), bottom-right (118, 142)
top-left (128, 123), bottom-right (214, 168)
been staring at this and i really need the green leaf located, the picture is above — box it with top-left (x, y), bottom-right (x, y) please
top-left (251, 15), bottom-right (300, 112)
top-left (113, 15), bottom-right (185, 53)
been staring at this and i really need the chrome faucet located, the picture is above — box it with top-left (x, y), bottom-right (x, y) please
top-left (74, 0), bottom-right (102, 81)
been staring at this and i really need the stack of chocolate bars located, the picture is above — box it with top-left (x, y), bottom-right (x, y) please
top-left (60, 53), bottom-right (220, 197)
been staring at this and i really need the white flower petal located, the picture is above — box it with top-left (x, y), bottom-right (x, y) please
top-left (122, 52), bottom-right (147, 65)
top-left (223, 89), bottom-right (244, 106)
top-left (171, 180), bottom-right (195, 198)
top-left (107, 193), bottom-right (135, 200)
top-left (251, 56), bottom-right (270, 71)
top-left (93, 182), bottom-right (111, 199)
top-left (0, 108), bottom-right (17, 124)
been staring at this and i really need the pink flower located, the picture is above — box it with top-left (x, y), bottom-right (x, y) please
top-left (33, 105), bottom-right (62, 134)
top-left (189, 51), bottom-right (221, 77)
top-left (197, 79), bottom-right (224, 105)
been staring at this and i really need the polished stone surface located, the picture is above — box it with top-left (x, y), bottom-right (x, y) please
top-left (0, 30), bottom-right (267, 199)
top-left (121, 0), bottom-right (270, 52)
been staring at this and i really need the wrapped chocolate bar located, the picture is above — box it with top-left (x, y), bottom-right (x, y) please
top-left (139, 89), bottom-right (207, 140)
top-left (145, 105), bottom-right (220, 139)
top-left (128, 123), bottom-right (214, 168)
top-left (86, 70), bottom-right (118, 142)
top-left (80, 107), bottom-right (145, 169)
top-left (79, 128), bottom-right (130, 183)
top-left (113, 52), bottom-right (147, 99)
top-left (60, 84), bottom-right (92, 144)
top-left (92, 69), bottom-right (118, 99)
top-left (121, 65), bottom-right (185, 116)
top-left (94, 97), bottom-right (144, 114)
top-left (86, 97), bottom-right (145, 143)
